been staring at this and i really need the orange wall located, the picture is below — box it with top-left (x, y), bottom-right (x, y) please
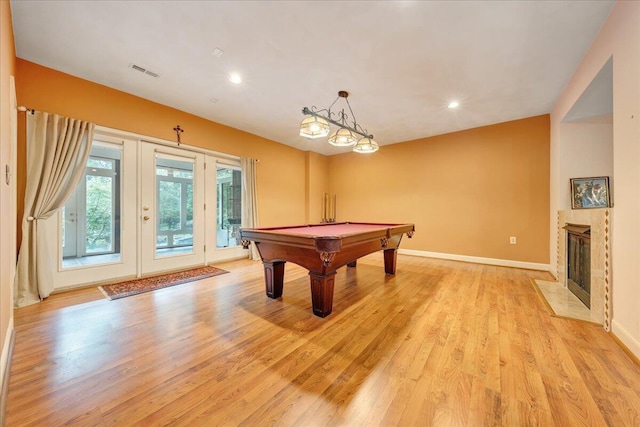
top-left (329, 115), bottom-right (550, 263)
top-left (1, 0), bottom-right (17, 383)
top-left (305, 151), bottom-right (330, 223)
top-left (14, 61), bottom-right (550, 267)
top-left (14, 59), bottom-right (310, 236)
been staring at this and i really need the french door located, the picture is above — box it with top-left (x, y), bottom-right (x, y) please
top-left (205, 156), bottom-right (246, 263)
top-left (140, 142), bottom-right (205, 275)
top-left (47, 135), bottom-right (240, 290)
top-left (48, 134), bottom-right (137, 290)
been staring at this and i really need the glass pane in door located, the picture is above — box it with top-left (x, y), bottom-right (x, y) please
top-left (85, 174), bottom-right (113, 253)
top-left (156, 157), bottom-right (194, 257)
top-left (61, 144), bottom-right (122, 268)
top-left (216, 167), bottom-right (242, 248)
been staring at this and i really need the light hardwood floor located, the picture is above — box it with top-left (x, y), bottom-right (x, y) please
top-left (6, 254), bottom-right (640, 426)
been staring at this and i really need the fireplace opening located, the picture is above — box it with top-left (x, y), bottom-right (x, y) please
top-left (564, 223), bottom-right (591, 308)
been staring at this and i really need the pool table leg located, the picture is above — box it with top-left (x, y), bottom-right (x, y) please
top-left (309, 271), bottom-right (336, 317)
top-left (263, 261), bottom-right (285, 298)
top-left (347, 260), bottom-right (357, 267)
top-left (383, 248), bottom-right (398, 274)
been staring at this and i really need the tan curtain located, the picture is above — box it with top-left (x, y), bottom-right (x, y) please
top-left (240, 157), bottom-right (260, 261)
top-left (14, 112), bottom-right (94, 307)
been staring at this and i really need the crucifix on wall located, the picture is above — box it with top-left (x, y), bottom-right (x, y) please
top-left (173, 125), bottom-right (184, 145)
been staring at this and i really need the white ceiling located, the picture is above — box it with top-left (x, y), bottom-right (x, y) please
top-left (10, 0), bottom-right (614, 156)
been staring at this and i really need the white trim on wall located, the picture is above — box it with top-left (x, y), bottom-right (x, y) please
top-left (398, 248), bottom-right (550, 272)
top-left (611, 319), bottom-right (640, 360)
top-left (0, 318), bottom-right (14, 389)
top-left (94, 125), bottom-right (240, 162)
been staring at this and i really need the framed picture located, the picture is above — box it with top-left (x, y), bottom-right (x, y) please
top-left (570, 176), bottom-right (611, 209)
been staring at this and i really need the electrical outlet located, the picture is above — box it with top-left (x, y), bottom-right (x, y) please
top-left (510, 236), bottom-right (517, 245)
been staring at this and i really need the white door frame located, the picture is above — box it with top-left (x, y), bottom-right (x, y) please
top-left (205, 155), bottom-right (246, 263)
top-left (44, 126), bottom-right (245, 291)
top-left (139, 142), bottom-right (205, 276)
top-left (47, 133), bottom-right (138, 290)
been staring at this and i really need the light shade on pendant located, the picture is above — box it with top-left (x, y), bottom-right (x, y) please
top-left (352, 137), bottom-right (379, 154)
top-left (327, 128), bottom-right (357, 147)
top-left (300, 116), bottom-right (330, 139)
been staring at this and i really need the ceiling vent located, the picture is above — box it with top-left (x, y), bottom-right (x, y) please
top-left (129, 63), bottom-right (159, 78)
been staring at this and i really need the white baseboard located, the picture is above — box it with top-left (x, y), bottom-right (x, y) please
top-left (0, 317), bottom-right (14, 388)
top-left (611, 319), bottom-right (640, 360)
top-left (398, 249), bottom-right (550, 271)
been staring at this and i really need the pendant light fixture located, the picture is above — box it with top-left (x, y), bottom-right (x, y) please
top-left (300, 91), bottom-right (379, 153)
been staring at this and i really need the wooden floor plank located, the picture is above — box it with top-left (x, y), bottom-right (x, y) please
top-left (5, 254), bottom-right (640, 426)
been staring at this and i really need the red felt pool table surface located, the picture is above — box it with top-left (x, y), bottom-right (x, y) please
top-left (263, 223), bottom-right (401, 237)
top-left (240, 222), bottom-right (415, 317)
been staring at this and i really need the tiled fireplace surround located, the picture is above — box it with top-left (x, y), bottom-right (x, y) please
top-left (557, 209), bottom-right (612, 330)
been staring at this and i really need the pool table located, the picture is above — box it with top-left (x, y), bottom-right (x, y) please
top-left (240, 222), bottom-right (415, 317)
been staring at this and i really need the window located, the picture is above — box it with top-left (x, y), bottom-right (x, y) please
top-left (216, 166), bottom-right (242, 248)
top-left (155, 156), bottom-right (194, 256)
top-left (61, 143), bottom-right (121, 268)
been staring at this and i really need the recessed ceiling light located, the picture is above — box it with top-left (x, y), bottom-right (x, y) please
top-left (448, 101), bottom-right (460, 109)
top-left (229, 73), bottom-right (242, 84)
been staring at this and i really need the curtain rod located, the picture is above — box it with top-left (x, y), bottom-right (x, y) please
top-left (18, 105), bottom-right (260, 162)
top-left (17, 105), bottom-right (35, 114)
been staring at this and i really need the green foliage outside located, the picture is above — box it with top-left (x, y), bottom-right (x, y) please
top-left (85, 175), bottom-right (113, 252)
top-left (158, 181), bottom-right (193, 232)
top-left (155, 164), bottom-right (193, 248)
